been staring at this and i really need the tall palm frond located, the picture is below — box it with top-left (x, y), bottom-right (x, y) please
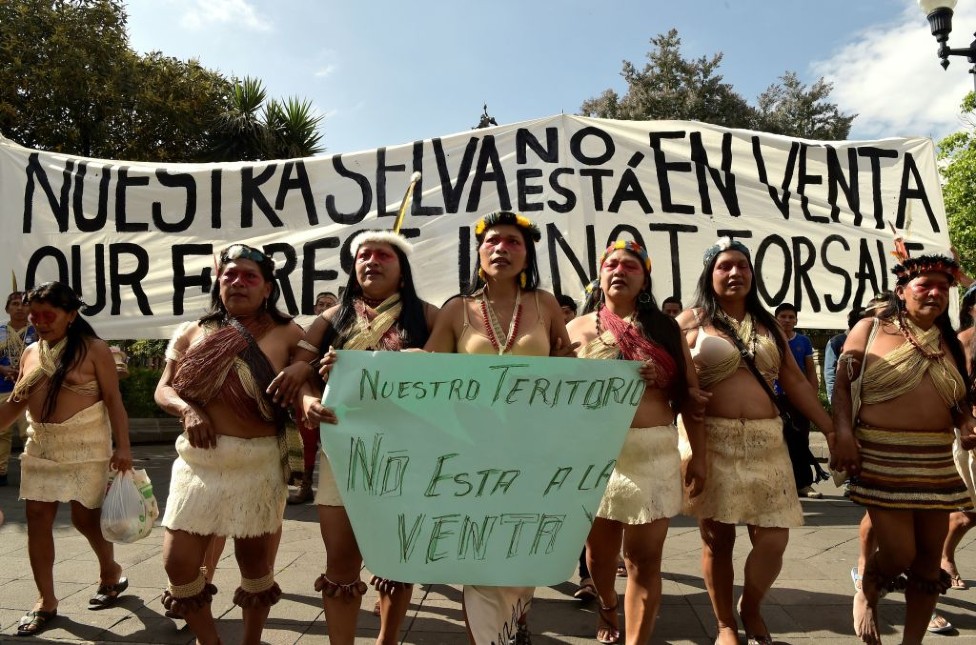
top-left (263, 96), bottom-right (324, 159)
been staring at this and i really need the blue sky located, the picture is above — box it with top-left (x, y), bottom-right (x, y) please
top-left (124, 0), bottom-right (976, 155)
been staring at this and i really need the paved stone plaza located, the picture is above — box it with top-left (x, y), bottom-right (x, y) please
top-left (0, 435), bottom-right (974, 644)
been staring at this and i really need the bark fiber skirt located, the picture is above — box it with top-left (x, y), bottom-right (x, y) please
top-left (20, 401), bottom-right (112, 509)
top-left (162, 433), bottom-right (287, 538)
top-left (597, 425), bottom-right (681, 524)
top-left (314, 449), bottom-right (344, 506)
top-left (679, 416), bottom-right (803, 528)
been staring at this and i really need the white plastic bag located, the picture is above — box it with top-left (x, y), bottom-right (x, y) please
top-left (100, 469), bottom-right (158, 544)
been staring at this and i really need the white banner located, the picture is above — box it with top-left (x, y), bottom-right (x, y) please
top-left (0, 114), bottom-right (949, 337)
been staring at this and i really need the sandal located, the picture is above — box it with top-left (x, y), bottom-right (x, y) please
top-left (596, 595), bottom-right (620, 644)
top-left (574, 578), bottom-right (598, 602)
top-left (949, 573), bottom-right (967, 590)
top-left (16, 609), bottom-right (57, 637)
top-left (737, 597), bottom-right (773, 645)
top-left (928, 612), bottom-right (953, 634)
top-left (89, 576), bottom-right (129, 609)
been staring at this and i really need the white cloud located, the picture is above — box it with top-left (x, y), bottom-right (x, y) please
top-left (179, 0), bottom-right (271, 32)
top-left (813, 1), bottom-right (976, 141)
top-left (314, 64), bottom-right (337, 78)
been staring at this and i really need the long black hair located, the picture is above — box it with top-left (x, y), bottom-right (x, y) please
top-left (583, 249), bottom-right (688, 411)
top-left (202, 244), bottom-right (292, 325)
top-left (323, 241), bottom-right (429, 350)
top-left (692, 247), bottom-right (788, 358)
top-left (464, 211), bottom-right (542, 295)
top-left (23, 282), bottom-right (99, 421)
top-left (878, 287), bottom-right (974, 402)
top-left (961, 286), bottom-right (976, 331)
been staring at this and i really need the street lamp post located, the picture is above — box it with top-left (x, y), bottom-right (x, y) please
top-left (919, 0), bottom-right (976, 88)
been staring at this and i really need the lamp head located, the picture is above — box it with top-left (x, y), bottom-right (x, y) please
top-left (919, 0), bottom-right (955, 45)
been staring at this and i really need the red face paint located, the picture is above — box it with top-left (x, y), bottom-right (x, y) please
top-left (219, 268), bottom-right (263, 287)
top-left (28, 310), bottom-right (58, 326)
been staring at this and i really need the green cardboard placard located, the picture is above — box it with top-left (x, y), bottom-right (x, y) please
top-left (320, 350), bottom-right (643, 586)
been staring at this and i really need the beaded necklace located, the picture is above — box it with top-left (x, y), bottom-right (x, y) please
top-left (716, 309), bottom-right (758, 356)
top-left (896, 311), bottom-right (945, 361)
top-left (480, 288), bottom-right (522, 355)
top-left (354, 298), bottom-right (376, 332)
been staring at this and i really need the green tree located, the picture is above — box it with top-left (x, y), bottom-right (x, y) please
top-left (938, 92), bottom-right (976, 277)
top-left (0, 0), bottom-right (236, 161)
top-left (0, 1), bottom-right (322, 163)
top-left (753, 72), bottom-right (854, 140)
top-left (0, 0), bottom-right (133, 157)
top-left (581, 29), bottom-right (753, 129)
top-left (116, 53), bottom-right (235, 162)
top-left (581, 29), bottom-right (855, 140)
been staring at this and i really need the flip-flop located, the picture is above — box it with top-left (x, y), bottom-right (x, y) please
top-left (851, 566), bottom-right (862, 591)
top-left (89, 576), bottom-right (129, 609)
top-left (16, 609), bottom-right (57, 637)
top-left (928, 612), bottom-right (953, 634)
top-left (950, 573), bottom-right (968, 590)
top-left (596, 596), bottom-right (620, 644)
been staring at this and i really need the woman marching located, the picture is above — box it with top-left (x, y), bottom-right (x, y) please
top-left (272, 230), bottom-right (438, 645)
top-left (566, 240), bottom-right (707, 644)
top-left (0, 282), bottom-right (132, 637)
top-left (155, 244), bottom-right (305, 645)
top-left (675, 238), bottom-right (832, 645)
top-left (423, 210), bottom-right (574, 645)
top-left (832, 255), bottom-right (976, 645)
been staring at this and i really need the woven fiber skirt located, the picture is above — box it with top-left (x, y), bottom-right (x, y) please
top-left (162, 433), bottom-right (287, 538)
top-left (314, 449), bottom-right (343, 506)
top-left (849, 424), bottom-right (972, 511)
top-left (679, 416), bottom-right (803, 528)
top-left (20, 401), bottom-right (112, 509)
top-left (597, 425), bottom-right (681, 524)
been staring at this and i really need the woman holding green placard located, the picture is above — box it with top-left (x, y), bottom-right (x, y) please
top-left (567, 239), bottom-right (707, 645)
top-left (271, 230), bottom-right (438, 645)
top-left (424, 210), bottom-right (574, 645)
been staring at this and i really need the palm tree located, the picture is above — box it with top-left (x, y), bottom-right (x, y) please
top-left (263, 96), bottom-right (324, 159)
top-left (210, 77), bottom-right (324, 161)
top-left (211, 76), bottom-right (267, 161)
